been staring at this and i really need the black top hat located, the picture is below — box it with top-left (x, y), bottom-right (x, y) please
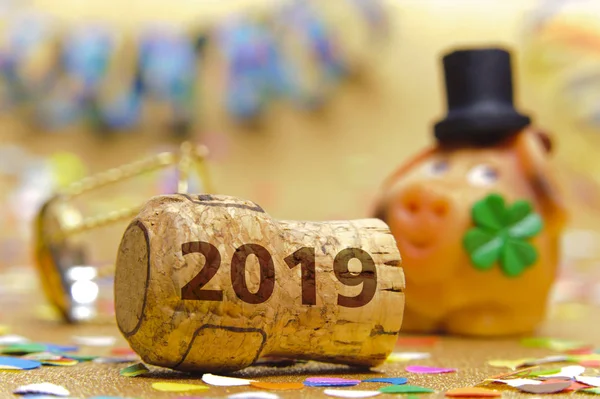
top-left (433, 48), bottom-right (531, 146)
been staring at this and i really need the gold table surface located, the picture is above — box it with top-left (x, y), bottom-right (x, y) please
top-left (0, 277), bottom-right (598, 399)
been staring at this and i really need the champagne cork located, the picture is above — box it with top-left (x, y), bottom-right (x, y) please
top-left (115, 194), bottom-right (404, 372)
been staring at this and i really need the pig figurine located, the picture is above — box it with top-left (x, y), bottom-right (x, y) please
top-left (374, 48), bottom-right (567, 336)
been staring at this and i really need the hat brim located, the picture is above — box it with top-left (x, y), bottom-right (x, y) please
top-left (434, 112), bottom-right (531, 145)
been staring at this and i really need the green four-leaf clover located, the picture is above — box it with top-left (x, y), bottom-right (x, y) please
top-left (463, 194), bottom-right (543, 277)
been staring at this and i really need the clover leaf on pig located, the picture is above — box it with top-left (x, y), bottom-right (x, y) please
top-left (463, 193), bottom-right (543, 277)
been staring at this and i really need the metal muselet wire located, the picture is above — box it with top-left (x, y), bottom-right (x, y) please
top-left (34, 141), bottom-right (212, 323)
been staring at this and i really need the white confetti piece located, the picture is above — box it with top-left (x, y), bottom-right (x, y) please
top-left (14, 382), bottom-right (70, 396)
top-left (92, 355), bottom-right (139, 364)
top-left (386, 352), bottom-right (431, 362)
top-left (0, 335), bottom-right (29, 345)
top-left (72, 335), bottom-right (116, 346)
top-left (545, 365), bottom-right (585, 378)
top-left (491, 378), bottom-right (542, 387)
top-left (202, 373), bottom-right (254, 386)
top-left (227, 392), bottom-right (280, 399)
top-left (577, 376), bottom-right (600, 387)
top-left (23, 352), bottom-right (63, 361)
top-left (324, 389), bottom-right (382, 398)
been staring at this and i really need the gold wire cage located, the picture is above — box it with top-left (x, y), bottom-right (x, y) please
top-left (34, 142), bottom-right (212, 323)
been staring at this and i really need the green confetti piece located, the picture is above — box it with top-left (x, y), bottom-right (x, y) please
top-left (583, 388), bottom-right (600, 395)
top-left (120, 363), bottom-right (149, 377)
top-left (521, 337), bottom-right (586, 351)
top-left (60, 353), bottom-right (99, 361)
top-left (380, 385), bottom-right (435, 394)
top-left (1, 343), bottom-right (46, 354)
top-left (526, 368), bottom-right (563, 376)
top-left (463, 194), bottom-right (543, 277)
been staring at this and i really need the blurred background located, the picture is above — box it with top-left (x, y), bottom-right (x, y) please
top-left (1, 0), bottom-right (600, 321)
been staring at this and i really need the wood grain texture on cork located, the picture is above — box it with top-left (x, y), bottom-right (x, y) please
top-left (115, 194), bottom-right (404, 373)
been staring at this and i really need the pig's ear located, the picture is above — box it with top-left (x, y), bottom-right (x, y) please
top-left (370, 147), bottom-right (438, 222)
top-left (513, 129), bottom-right (567, 229)
top-left (532, 128), bottom-right (553, 153)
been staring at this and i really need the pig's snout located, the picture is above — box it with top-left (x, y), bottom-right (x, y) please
top-left (398, 184), bottom-right (452, 225)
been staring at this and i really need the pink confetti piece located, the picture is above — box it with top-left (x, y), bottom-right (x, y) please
top-left (304, 377), bottom-right (361, 387)
top-left (406, 365), bottom-right (456, 374)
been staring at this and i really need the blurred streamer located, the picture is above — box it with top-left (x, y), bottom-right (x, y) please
top-left (139, 27), bottom-right (198, 135)
top-left (0, 13), bottom-right (58, 110)
top-left (217, 17), bottom-right (289, 122)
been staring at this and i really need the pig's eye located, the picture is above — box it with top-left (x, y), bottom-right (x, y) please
top-left (467, 164), bottom-right (498, 186)
top-left (423, 159), bottom-right (449, 177)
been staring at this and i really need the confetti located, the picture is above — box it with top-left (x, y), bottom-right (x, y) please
top-left (43, 344), bottom-right (78, 353)
top-left (202, 373), bottom-right (253, 386)
top-left (387, 352), bottom-right (431, 362)
top-left (543, 365), bottom-right (585, 378)
top-left (152, 382), bottom-right (209, 393)
top-left (61, 354), bottom-right (99, 361)
top-left (227, 393), bottom-right (280, 399)
top-left (580, 360), bottom-right (600, 367)
top-left (324, 389), bottom-right (381, 398)
top-left (583, 387), bottom-right (600, 394)
top-left (380, 385), bottom-right (434, 394)
top-left (0, 356), bottom-right (41, 370)
top-left (524, 368), bottom-right (562, 377)
top-left (405, 365), bottom-right (456, 374)
top-left (304, 377), bottom-right (361, 387)
top-left (111, 347), bottom-right (136, 356)
top-left (0, 334), bottom-right (29, 345)
top-left (445, 387), bottom-right (501, 397)
top-left (120, 363), bottom-right (149, 377)
top-left (490, 378), bottom-right (542, 387)
top-left (93, 355), bottom-right (139, 363)
top-left (14, 382), bottom-right (70, 396)
top-left (521, 355), bottom-right (568, 366)
top-left (23, 352), bottom-right (62, 361)
top-left (42, 358), bottom-right (79, 367)
top-left (396, 336), bottom-right (438, 346)
top-left (250, 381), bottom-right (304, 390)
top-left (577, 376), bottom-right (600, 387)
top-left (487, 358), bottom-right (533, 369)
top-left (521, 337), bottom-right (587, 352)
top-left (363, 378), bottom-right (408, 385)
top-left (72, 335), bottom-right (117, 346)
top-left (1, 343), bottom-right (46, 354)
top-left (488, 366), bottom-right (538, 380)
top-left (564, 381), bottom-right (591, 391)
top-left (515, 381), bottom-right (572, 394)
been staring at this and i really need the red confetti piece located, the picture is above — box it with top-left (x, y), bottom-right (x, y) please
top-left (567, 346), bottom-right (595, 355)
top-left (565, 381), bottom-right (592, 391)
top-left (580, 360), bottom-right (600, 367)
top-left (111, 347), bottom-right (136, 356)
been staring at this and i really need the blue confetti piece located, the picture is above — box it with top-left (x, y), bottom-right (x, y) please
top-left (0, 356), bottom-right (42, 370)
top-left (363, 377), bottom-right (408, 385)
top-left (303, 377), bottom-right (361, 387)
top-left (43, 344), bottom-right (79, 353)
